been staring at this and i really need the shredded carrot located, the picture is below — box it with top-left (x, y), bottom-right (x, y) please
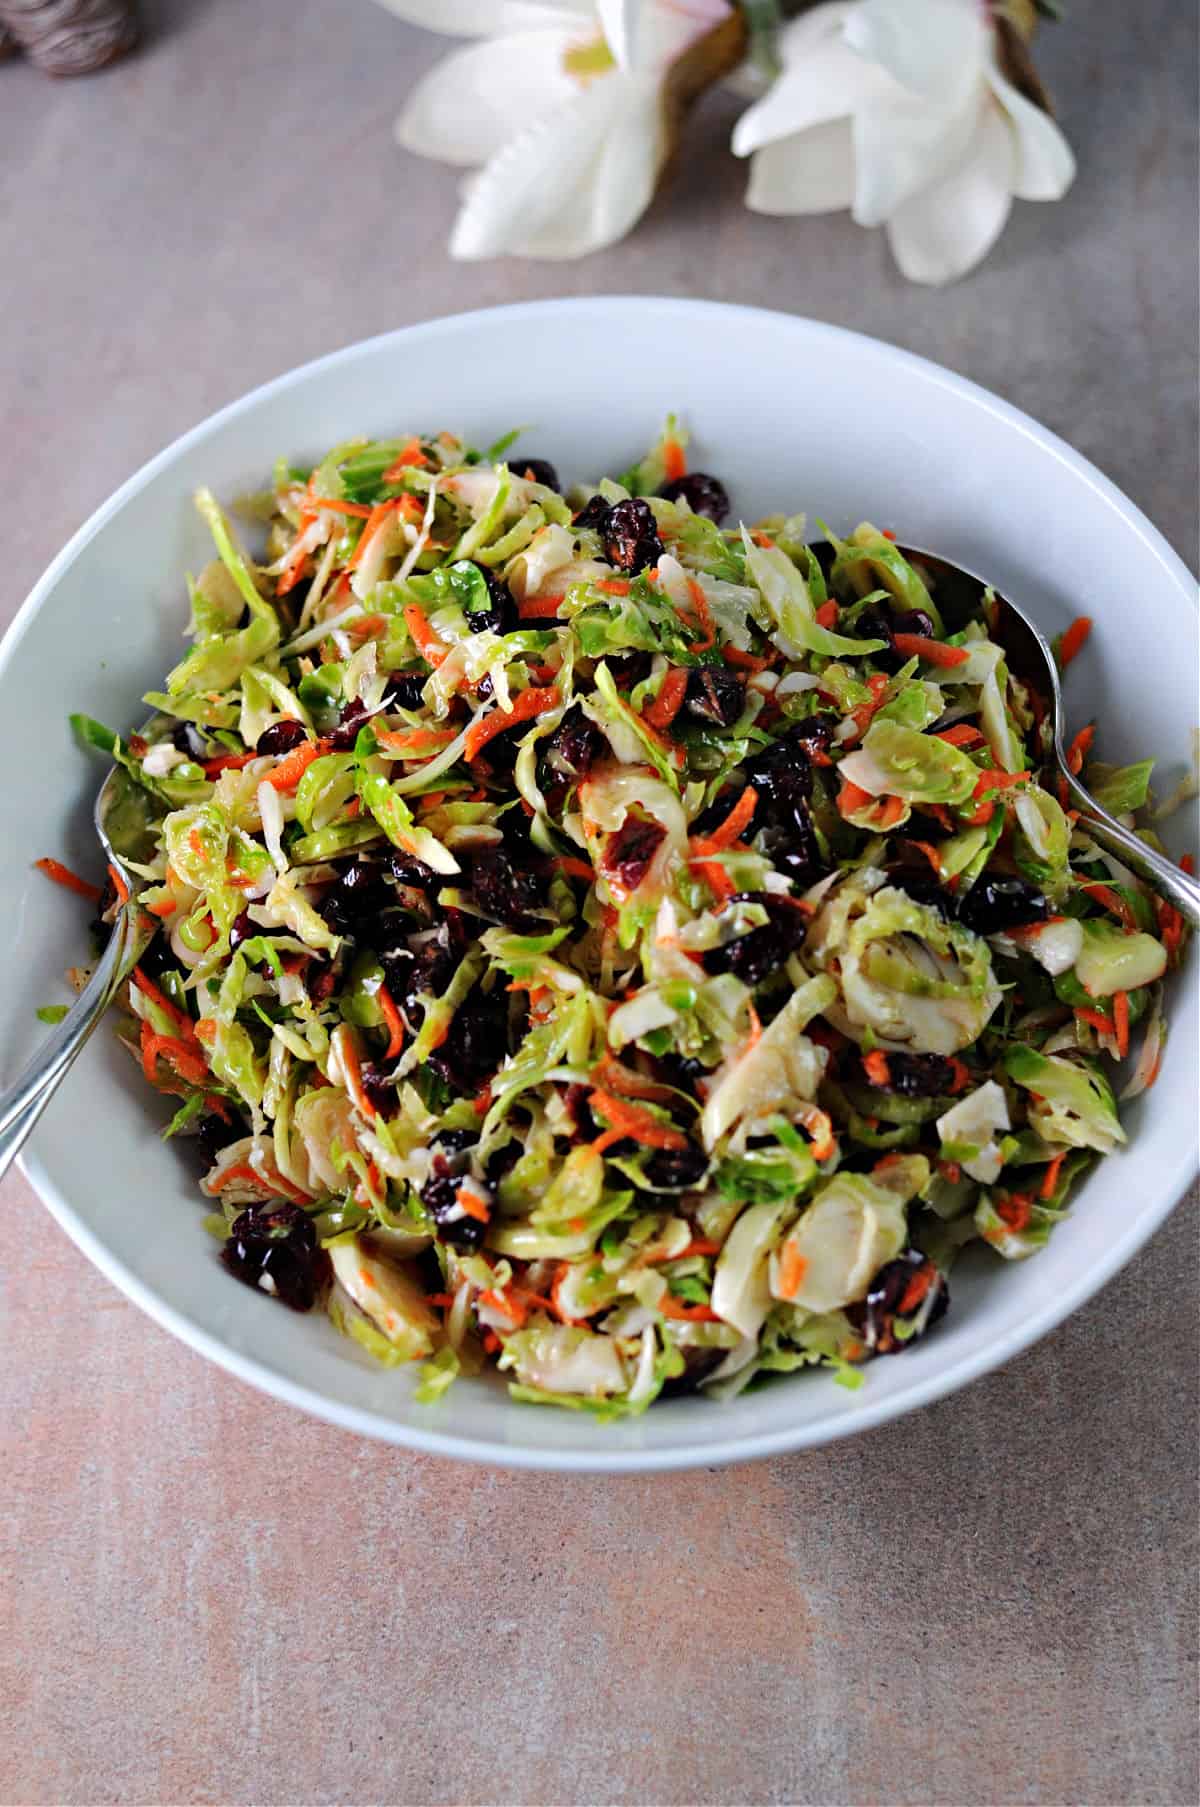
top-left (1157, 896), bottom-right (1184, 960)
top-left (964, 797), bottom-right (995, 828)
top-left (473, 1084), bottom-right (493, 1117)
top-left (591, 1057), bottom-right (676, 1103)
top-left (479, 1287), bottom-right (526, 1328)
top-left (892, 633), bottom-right (969, 668)
top-left (642, 667), bottom-right (689, 731)
top-left (35, 857), bottom-right (100, 902)
top-left (937, 1159), bottom-right (962, 1184)
top-left (203, 751), bottom-right (259, 777)
top-left (455, 1185), bottom-right (491, 1225)
top-left (596, 578), bottom-right (631, 596)
top-left (275, 541), bottom-right (311, 595)
top-left (874, 796), bottom-right (907, 829)
top-left (911, 840), bottom-right (944, 875)
top-left (662, 437), bottom-right (686, 483)
top-left (724, 645), bottom-right (775, 673)
top-left (551, 1266), bottom-right (590, 1327)
top-left (337, 1032), bottom-right (376, 1119)
top-left (264, 737), bottom-right (330, 793)
top-left (1075, 1005), bottom-right (1115, 1037)
top-left (946, 1058), bottom-right (971, 1094)
top-left (776, 1242), bottom-right (808, 1303)
top-left (1058, 616), bottom-right (1092, 668)
top-left (309, 497), bottom-right (373, 518)
top-left (683, 578), bottom-right (716, 653)
top-left (837, 777), bottom-right (873, 818)
top-left (346, 613), bottom-right (388, 643)
top-left (974, 768), bottom-right (1031, 797)
top-left (146, 895), bottom-right (178, 919)
top-left (1066, 722), bottom-right (1095, 774)
top-left (935, 724), bottom-right (985, 748)
top-left (382, 437), bottom-right (430, 479)
top-left (1181, 854), bottom-right (1196, 875)
top-left (588, 1089), bottom-right (687, 1151)
top-left (377, 984), bottom-right (405, 1061)
top-left (132, 968), bottom-right (198, 1042)
top-left (1040, 1152), bottom-right (1067, 1200)
top-left (690, 785), bottom-right (758, 857)
top-left (1112, 990), bottom-right (1130, 1060)
top-left (657, 1295), bottom-right (721, 1323)
top-left (897, 1265), bottom-right (935, 1316)
top-left (194, 1017), bottom-right (217, 1044)
top-left (1078, 880), bottom-right (1137, 932)
top-left (554, 855), bottom-right (595, 883)
top-left (103, 862), bottom-right (129, 907)
top-left (751, 531), bottom-right (775, 548)
top-left (375, 727), bottom-right (457, 754)
top-left (482, 1330), bottom-right (501, 1354)
top-left (815, 600), bottom-right (839, 629)
top-left (862, 1050), bottom-right (892, 1087)
top-left (691, 858), bottom-right (735, 903)
top-left (516, 593), bottom-right (565, 620)
top-left (881, 529), bottom-right (897, 542)
top-left (464, 687), bottom-right (559, 761)
top-left (403, 603), bottom-right (449, 666)
top-left (995, 1193), bottom-right (1034, 1234)
top-left (140, 1022), bottom-right (209, 1089)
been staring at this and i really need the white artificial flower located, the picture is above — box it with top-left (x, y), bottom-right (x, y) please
top-left (378, 0), bottom-right (734, 260)
top-left (732, 0), bottom-right (1075, 285)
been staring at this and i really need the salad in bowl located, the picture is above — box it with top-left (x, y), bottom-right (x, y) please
top-left (58, 420), bottom-right (1187, 1418)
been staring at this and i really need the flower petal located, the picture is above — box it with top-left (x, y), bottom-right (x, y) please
top-left (731, 38), bottom-right (890, 157)
top-left (744, 120), bottom-right (856, 216)
top-left (988, 67), bottom-right (1076, 201)
top-left (851, 79), bottom-right (982, 226)
top-left (374, 0), bottom-right (592, 35)
top-left (844, 0), bottom-right (987, 106)
top-left (886, 100), bottom-right (1014, 285)
top-left (449, 76), bottom-right (663, 260)
top-left (396, 31), bottom-right (577, 168)
top-left (596, 0), bottom-right (640, 71)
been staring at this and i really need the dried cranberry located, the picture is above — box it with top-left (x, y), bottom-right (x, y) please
top-left (228, 909), bottom-right (255, 951)
top-left (704, 893), bottom-right (811, 986)
top-left (572, 494), bottom-right (612, 534)
top-left (194, 1110), bottom-right (242, 1173)
top-left (958, 877), bottom-right (1051, 935)
top-left (327, 697), bottom-right (372, 751)
top-left (255, 718), bottom-right (308, 757)
top-left (221, 1202), bottom-right (321, 1312)
top-left (606, 652), bottom-right (653, 689)
top-left (660, 1346), bottom-right (725, 1396)
top-left (860, 1050), bottom-right (956, 1098)
top-left (428, 986), bottom-right (509, 1093)
top-left (642, 1140), bottom-right (709, 1191)
top-left (684, 666), bottom-right (745, 727)
top-left (740, 735), bottom-right (826, 884)
top-left (469, 843), bottom-right (546, 931)
top-left (518, 457), bottom-right (560, 493)
top-left (465, 563), bottom-right (517, 634)
top-left (318, 858), bottom-right (391, 934)
top-left (856, 1248), bottom-right (948, 1356)
top-left (358, 1061), bottom-right (400, 1116)
top-left (563, 1083), bottom-right (599, 1143)
top-left (171, 720), bottom-right (211, 759)
top-left (659, 472), bottom-right (729, 524)
top-left (893, 609), bottom-right (936, 640)
top-left (544, 706), bottom-right (605, 780)
top-left (603, 499), bottom-right (663, 576)
top-left (602, 815), bottom-right (666, 896)
top-left (383, 671), bottom-right (427, 711)
top-left (387, 849), bottom-right (437, 888)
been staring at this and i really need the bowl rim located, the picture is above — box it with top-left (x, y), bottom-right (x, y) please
top-left (7, 296), bottom-right (1197, 1472)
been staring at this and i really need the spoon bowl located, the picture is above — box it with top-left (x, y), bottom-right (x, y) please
top-left (899, 545), bottom-right (1200, 925)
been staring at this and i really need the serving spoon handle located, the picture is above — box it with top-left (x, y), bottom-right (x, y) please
top-left (1059, 766), bottom-right (1200, 926)
top-left (0, 907), bottom-right (154, 1181)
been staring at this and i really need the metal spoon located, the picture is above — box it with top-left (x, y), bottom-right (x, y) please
top-left (0, 763), bottom-right (163, 1178)
top-left (899, 546), bottom-right (1200, 926)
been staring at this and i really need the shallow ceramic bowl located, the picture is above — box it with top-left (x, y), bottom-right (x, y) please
top-left (3, 299), bottom-right (1196, 1471)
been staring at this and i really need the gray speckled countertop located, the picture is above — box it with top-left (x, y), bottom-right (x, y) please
top-left (1, 3), bottom-right (1196, 1802)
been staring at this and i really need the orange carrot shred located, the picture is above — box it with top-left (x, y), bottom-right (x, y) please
top-left (815, 601), bottom-right (839, 629)
top-left (892, 633), bottom-right (969, 667)
top-left (862, 1050), bottom-right (892, 1087)
top-left (403, 603), bottom-right (449, 667)
top-left (35, 857), bottom-right (101, 902)
top-left (377, 984), bottom-right (405, 1061)
top-left (1040, 1152), bottom-right (1067, 1200)
top-left (588, 1089), bottom-right (686, 1151)
top-left (464, 687), bottom-right (559, 762)
top-left (662, 438), bottom-right (686, 483)
top-left (690, 785), bottom-right (758, 857)
top-left (1058, 616), bottom-right (1092, 668)
top-left (777, 1242), bottom-right (807, 1303)
top-left (107, 862), bottom-right (130, 906)
top-left (642, 667), bottom-right (689, 731)
top-left (265, 737), bottom-right (330, 793)
top-left (1112, 990), bottom-right (1130, 1060)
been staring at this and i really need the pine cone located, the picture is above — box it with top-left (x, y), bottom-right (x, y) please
top-left (0, 0), bottom-right (138, 77)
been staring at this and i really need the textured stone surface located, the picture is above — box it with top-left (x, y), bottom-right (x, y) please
top-left (0, 3), bottom-right (1196, 1803)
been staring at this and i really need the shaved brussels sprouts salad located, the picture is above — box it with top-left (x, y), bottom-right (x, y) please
top-left (63, 420), bottom-right (1188, 1416)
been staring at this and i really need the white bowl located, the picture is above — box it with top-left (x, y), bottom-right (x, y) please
top-left (3, 299), bottom-right (1195, 1471)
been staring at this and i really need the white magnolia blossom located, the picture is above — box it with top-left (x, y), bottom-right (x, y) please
top-left (732, 0), bottom-right (1076, 285)
top-left (379, 0), bottom-right (734, 261)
